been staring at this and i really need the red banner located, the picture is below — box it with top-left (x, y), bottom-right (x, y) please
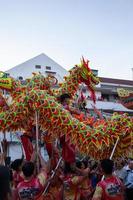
top-left (21, 135), bottom-right (33, 161)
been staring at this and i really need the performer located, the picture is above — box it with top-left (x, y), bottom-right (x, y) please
top-left (11, 158), bottom-right (24, 188)
top-left (76, 159), bottom-right (94, 200)
top-left (15, 152), bottom-right (48, 200)
top-left (62, 162), bottom-right (89, 200)
top-left (43, 168), bottom-right (64, 200)
top-left (59, 93), bottom-right (80, 115)
top-left (92, 159), bottom-right (125, 200)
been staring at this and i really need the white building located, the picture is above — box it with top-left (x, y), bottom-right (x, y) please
top-left (82, 77), bottom-right (133, 114)
top-left (6, 53), bottom-right (68, 83)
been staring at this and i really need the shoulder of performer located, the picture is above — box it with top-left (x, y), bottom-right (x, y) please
top-left (92, 185), bottom-right (103, 200)
top-left (70, 175), bottom-right (86, 185)
top-left (37, 169), bottom-right (47, 186)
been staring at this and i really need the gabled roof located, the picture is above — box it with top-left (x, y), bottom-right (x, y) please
top-left (6, 53), bottom-right (68, 82)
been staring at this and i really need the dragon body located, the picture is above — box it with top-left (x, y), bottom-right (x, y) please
top-left (0, 59), bottom-right (132, 158)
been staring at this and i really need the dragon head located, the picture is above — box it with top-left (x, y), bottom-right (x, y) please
top-left (0, 71), bottom-right (13, 91)
top-left (78, 57), bottom-right (99, 103)
top-left (0, 71), bottom-right (26, 99)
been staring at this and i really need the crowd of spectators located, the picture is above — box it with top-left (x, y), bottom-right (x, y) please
top-left (0, 151), bottom-right (132, 200)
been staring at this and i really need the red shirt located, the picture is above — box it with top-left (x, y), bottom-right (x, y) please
top-left (92, 176), bottom-right (124, 200)
top-left (17, 170), bottom-right (47, 200)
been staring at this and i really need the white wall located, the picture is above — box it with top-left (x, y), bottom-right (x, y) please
top-left (6, 54), bottom-right (68, 83)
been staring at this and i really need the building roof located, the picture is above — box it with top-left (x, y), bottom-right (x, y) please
top-left (6, 53), bottom-right (68, 82)
top-left (99, 77), bottom-right (133, 86)
top-left (87, 100), bottom-right (133, 112)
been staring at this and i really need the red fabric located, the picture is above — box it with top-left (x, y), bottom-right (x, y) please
top-left (60, 104), bottom-right (76, 163)
top-left (44, 135), bottom-right (53, 158)
top-left (60, 136), bottom-right (75, 163)
top-left (98, 176), bottom-right (124, 200)
top-left (44, 135), bottom-right (59, 169)
top-left (78, 91), bottom-right (86, 103)
top-left (21, 135), bottom-right (33, 161)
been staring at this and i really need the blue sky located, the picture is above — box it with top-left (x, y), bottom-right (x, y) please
top-left (0, 0), bottom-right (133, 80)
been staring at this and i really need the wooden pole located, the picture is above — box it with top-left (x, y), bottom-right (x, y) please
top-left (0, 136), bottom-right (5, 165)
top-left (0, 140), bottom-right (3, 153)
top-left (109, 137), bottom-right (119, 160)
top-left (43, 157), bottom-right (62, 195)
top-left (35, 111), bottom-right (39, 173)
top-left (101, 137), bottom-right (119, 181)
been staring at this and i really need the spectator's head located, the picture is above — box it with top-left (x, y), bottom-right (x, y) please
top-left (59, 93), bottom-right (71, 105)
top-left (22, 161), bottom-right (35, 178)
top-left (101, 159), bottom-right (114, 175)
top-left (0, 165), bottom-right (11, 200)
top-left (64, 161), bottom-right (76, 174)
top-left (128, 159), bottom-right (133, 170)
top-left (11, 158), bottom-right (23, 171)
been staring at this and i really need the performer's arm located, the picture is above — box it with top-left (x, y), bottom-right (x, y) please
top-left (70, 174), bottom-right (88, 185)
top-left (92, 186), bottom-right (103, 200)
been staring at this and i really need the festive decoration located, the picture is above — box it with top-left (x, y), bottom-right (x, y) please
top-left (0, 92), bottom-right (9, 112)
top-left (0, 59), bottom-right (132, 159)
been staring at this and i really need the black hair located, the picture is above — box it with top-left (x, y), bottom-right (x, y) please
top-left (76, 160), bottom-right (82, 169)
top-left (5, 156), bottom-right (11, 166)
top-left (59, 93), bottom-right (71, 103)
top-left (101, 159), bottom-right (114, 174)
top-left (82, 158), bottom-right (88, 168)
top-left (11, 158), bottom-right (23, 171)
top-left (0, 165), bottom-right (11, 200)
top-left (64, 162), bottom-right (75, 175)
top-left (22, 162), bottom-right (35, 177)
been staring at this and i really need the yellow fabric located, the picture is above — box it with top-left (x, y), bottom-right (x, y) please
top-left (37, 172), bottom-right (47, 186)
top-left (92, 186), bottom-right (102, 200)
top-left (71, 176), bottom-right (79, 185)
